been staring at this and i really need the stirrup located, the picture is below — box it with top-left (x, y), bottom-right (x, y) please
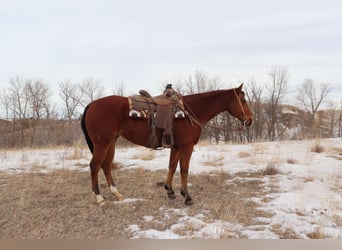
top-left (162, 134), bottom-right (174, 148)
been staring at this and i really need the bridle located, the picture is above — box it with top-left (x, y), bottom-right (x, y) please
top-left (233, 88), bottom-right (248, 128)
top-left (183, 88), bottom-right (250, 133)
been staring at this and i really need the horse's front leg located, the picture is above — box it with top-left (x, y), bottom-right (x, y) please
top-left (179, 145), bottom-right (194, 206)
top-left (164, 148), bottom-right (180, 199)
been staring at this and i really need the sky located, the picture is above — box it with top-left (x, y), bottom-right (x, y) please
top-left (1, 0), bottom-right (342, 104)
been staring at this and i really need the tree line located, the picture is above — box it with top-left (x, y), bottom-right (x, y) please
top-left (0, 76), bottom-right (105, 121)
top-left (0, 67), bottom-right (341, 148)
top-left (170, 68), bottom-right (341, 142)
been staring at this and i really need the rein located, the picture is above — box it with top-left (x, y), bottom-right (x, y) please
top-left (182, 88), bottom-right (248, 134)
top-left (190, 114), bottom-right (246, 143)
top-left (233, 88), bottom-right (247, 126)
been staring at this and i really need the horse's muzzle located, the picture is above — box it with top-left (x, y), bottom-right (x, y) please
top-left (243, 117), bottom-right (253, 128)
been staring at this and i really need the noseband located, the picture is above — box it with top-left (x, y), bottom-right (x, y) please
top-left (233, 88), bottom-right (248, 127)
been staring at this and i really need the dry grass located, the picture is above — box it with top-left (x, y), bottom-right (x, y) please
top-left (0, 168), bottom-right (275, 239)
top-left (287, 158), bottom-right (297, 164)
top-left (30, 163), bottom-right (48, 172)
top-left (327, 146), bottom-right (342, 160)
top-left (303, 176), bottom-right (315, 183)
top-left (311, 144), bottom-right (325, 153)
top-left (329, 146), bottom-right (342, 155)
top-left (68, 148), bottom-right (85, 160)
top-left (201, 155), bottom-right (224, 167)
top-left (131, 149), bottom-right (156, 161)
top-left (272, 224), bottom-right (298, 239)
top-left (332, 214), bottom-right (342, 227)
top-left (263, 161), bottom-right (280, 176)
top-left (141, 150), bottom-right (156, 161)
top-left (307, 229), bottom-right (325, 239)
top-left (197, 140), bottom-right (212, 146)
top-left (238, 151), bottom-right (251, 158)
top-left (251, 143), bottom-right (267, 154)
top-left (331, 175), bottom-right (342, 193)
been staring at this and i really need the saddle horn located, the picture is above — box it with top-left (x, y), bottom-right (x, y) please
top-left (139, 90), bottom-right (152, 98)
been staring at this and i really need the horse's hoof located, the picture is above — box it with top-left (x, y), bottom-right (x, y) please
top-left (97, 198), bottom-right (106, 206)
top-left (96, 194), bottom-right (106, 205)
top-left (168, 192), bottom-right (176, 200)
top-left (98, 200), bottom-right (106, 206)
top-left (185, 198), bottom-right (193, 206)
top-left (110, 186), bottom-right (124, 201)
top-left (180, 189), bottom-right (186, 197)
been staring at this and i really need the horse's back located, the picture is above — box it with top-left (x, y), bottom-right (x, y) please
top-left (87, 95), bottom-right (128, 117)
top-left (89, 95), bottom-right (127, 107)
top-left (85, 95), bottom-right (129, 140)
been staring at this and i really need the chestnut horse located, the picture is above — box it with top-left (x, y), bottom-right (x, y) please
top-left (81, 84), bottom-right (252, 205)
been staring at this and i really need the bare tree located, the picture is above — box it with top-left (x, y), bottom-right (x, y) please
top-left (296, 79), bottom-right (330, 128)
top-left (245, 78), bottom-right (266, 141)
top-left (164, 71), bottom-right (225, 141)
top-left (25, 78), bottom-right (52, 119)
top-left (1, 76), bottom-right (30, 145)
top-left (59, 80), bottom-right (83, 122)
top-left (324, 100), bottom-right (341, 137)
top-left (186, 71), bottom-right (224, 141)
top-left (183, 73), bottom-right (199, 94)
top-left (265, 66), bottom-right (289, 141)
top-left (338, 100), bottom-right (342, 137)
top-left (6, 76), bottom-right (29, 120)
top-left (21, 78), bottom-right (51, 146)
top-left (79, 77), bottom-right (104, 106)
top-left (0, 88), bottom-right (10, 119)
top-left (113, 81), bottom-right (126, 96)
top-left (182, 70), bottom-right (222, 94)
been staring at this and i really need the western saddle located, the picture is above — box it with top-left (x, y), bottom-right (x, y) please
top-left (128, 85), bottom-right (185, 149)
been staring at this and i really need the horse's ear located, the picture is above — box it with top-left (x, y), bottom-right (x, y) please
top-left (238, 83), bottom-right (243, 90)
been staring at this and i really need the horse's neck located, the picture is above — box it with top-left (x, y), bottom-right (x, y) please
top-left (184, 90), bottom-right (231, 124)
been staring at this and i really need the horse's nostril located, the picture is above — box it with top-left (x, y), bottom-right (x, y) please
top-left (245, 118), bottom-right (252, 127)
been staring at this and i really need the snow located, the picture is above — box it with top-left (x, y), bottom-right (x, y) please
top-left (1, 138), bottom-right (341, 239)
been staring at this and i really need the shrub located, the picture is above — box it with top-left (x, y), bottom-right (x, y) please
top-left (311, 144), bottom-right (324, 153)
top-left (263, 161), bottom-right (280, 175)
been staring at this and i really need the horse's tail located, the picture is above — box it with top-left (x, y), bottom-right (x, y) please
top-left (81, 105), bottom-right (94, 154)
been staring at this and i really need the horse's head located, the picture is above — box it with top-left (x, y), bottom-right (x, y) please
top-left (228, 84), bottom-right (253, 127)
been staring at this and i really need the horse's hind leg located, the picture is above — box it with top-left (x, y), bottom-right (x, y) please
top-left (102, 142), bottom-right (124, 201)
top-left (90, 146), bottom-right (107, 205)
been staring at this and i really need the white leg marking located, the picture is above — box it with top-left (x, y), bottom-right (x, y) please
top-left (96, 194), bottom-right (105, 205)
top-left (110, 185), bottom-right (124, 201)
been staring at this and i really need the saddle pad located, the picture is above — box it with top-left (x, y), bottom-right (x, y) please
top-left (128, 96), bottom-right (185, 119)
top-left (128, 108), bottom-right (185, 119)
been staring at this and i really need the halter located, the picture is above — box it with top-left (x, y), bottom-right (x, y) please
top-left (233, 88), bottom-right (248, 127)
